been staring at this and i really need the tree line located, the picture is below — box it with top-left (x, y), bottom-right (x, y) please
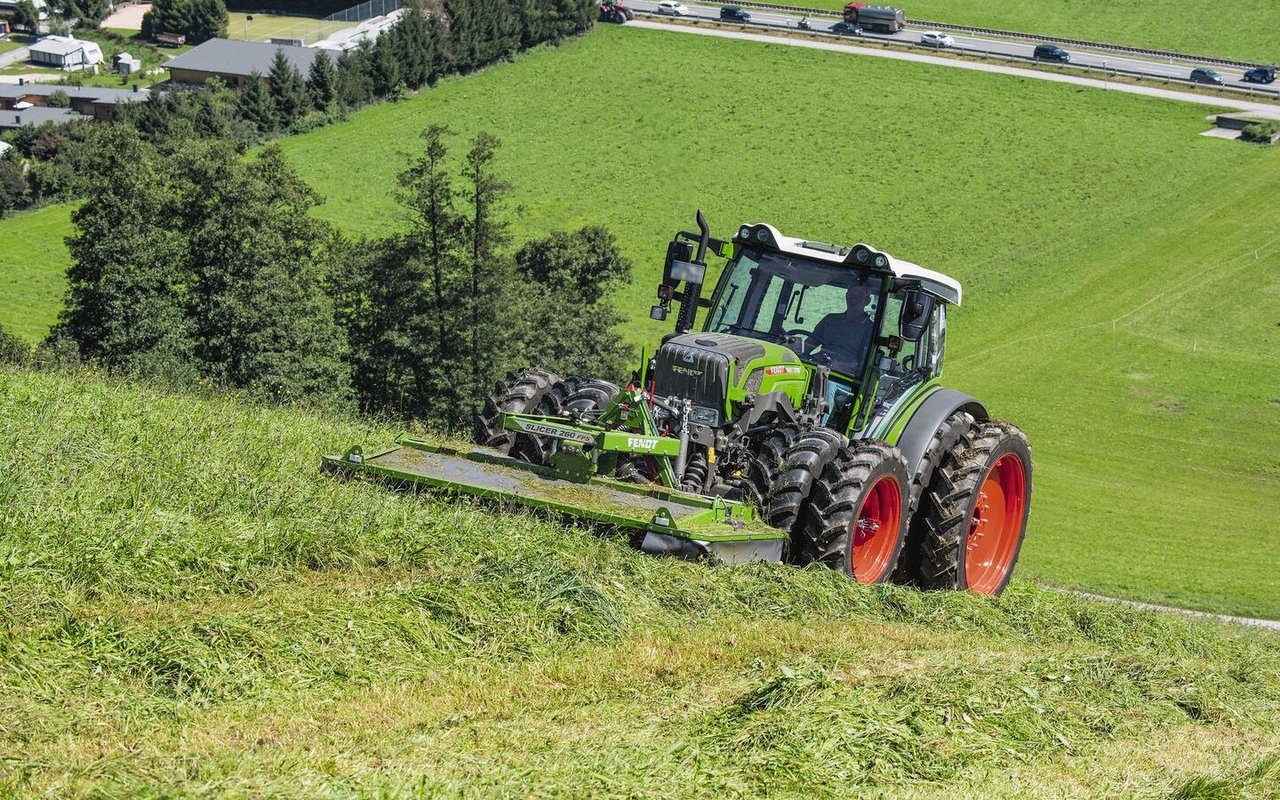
top-left (0, 0), bottom-right (598, 217)
top-left (3, 125), bottom-right (633, 426)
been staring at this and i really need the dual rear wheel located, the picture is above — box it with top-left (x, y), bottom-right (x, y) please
top-left (767, 420), bottom-right (1031, 595)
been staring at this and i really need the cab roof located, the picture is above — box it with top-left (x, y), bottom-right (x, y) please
top-left (736, 222), bottom-right (963, 306)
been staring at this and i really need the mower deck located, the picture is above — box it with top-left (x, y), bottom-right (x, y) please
top-left (323, 437), bottom-right (786, 564)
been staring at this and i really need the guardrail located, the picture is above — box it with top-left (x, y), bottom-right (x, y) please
top-left (701, 0), bottom-right (1268, 70)
top-left (630, 13), bottom-right (1280, 100)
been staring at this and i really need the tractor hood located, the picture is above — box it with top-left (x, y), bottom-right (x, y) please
top-left (653, 332), bottom-right (807, 427)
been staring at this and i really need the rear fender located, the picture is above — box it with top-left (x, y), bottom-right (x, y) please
top-left (894, 388), bottom-right (988, 478)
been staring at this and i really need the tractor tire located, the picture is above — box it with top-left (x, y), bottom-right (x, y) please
top-left (564, 379), bottom-right (620, 417)
top-left (472, 367), bottom-right (562, 455)
top-left (739, 424), bottom-right (800, 511)
top-left (794, 441), bottom-right (911, 582)
top-left (891, 410), bottom-right (975, 586)
top-left (917, 421), bottom-right (1032, 595)
top-left (765, 428), bottom-right (847, 534)
top-left (509, 376), bottom-right (582, 465)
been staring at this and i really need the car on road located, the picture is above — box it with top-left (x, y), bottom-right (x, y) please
top-left (655, 0), bottom-right (691, 15)
top-left (920, 31), bottom-right (955, 48)
top-left (1242, 65), bottom-right (1277, 84)
top-left (830, 21), bottom-right (863, 36)
top-left (1032, 43), bottom-right (1070, 63)
top-left (1190, 67), bottom-right (1224, 85)
top-left (720, 5), bottom-right (751, 22)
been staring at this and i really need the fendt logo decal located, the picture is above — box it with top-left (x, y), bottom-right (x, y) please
top-left (627, 437), bottom-right (659, 451)
top-left (671, 365), bottom-right (703, 377)
top-left (514, 421), bottom-right (595, 444)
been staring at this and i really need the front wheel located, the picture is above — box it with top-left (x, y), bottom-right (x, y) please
top-left (918, 421), bottom-right (1032, 595)
top-left (795, 441), bottom-right (911, 584)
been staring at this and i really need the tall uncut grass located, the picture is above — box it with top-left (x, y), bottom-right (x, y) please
top-left (2, 365), bottom-right (1278, 797)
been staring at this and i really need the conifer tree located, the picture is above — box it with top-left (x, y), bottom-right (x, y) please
top-left (306, 49), bottom-right (338, 111)
top-left (268, 49), bottom-right (308, 127)
top-left (236, 71), bottom-right (279, 136)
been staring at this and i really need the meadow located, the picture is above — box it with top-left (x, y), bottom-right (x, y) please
top-left (773, 0), bottom-right (1280, 64)
top-left (1, 26), bottom-right (1277, 618)
top-left (1, 365), bottom-right (1278, 797)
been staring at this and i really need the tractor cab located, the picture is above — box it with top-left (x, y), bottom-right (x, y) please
top-left (651, 218), bottom-right (960, 436)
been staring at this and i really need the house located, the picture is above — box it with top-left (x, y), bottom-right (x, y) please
top-left (0, 82), bottom-right (151, 122)
top-left (28, 35), bottom-right (105, 70)
top-left (0, 106), bottom-right (93, 129)
top-left (165, 39), bottom-right (321, 88)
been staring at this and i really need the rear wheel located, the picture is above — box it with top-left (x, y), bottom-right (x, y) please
top-left (796, 441), bottom-right (910, 583)
top-left (918, 421), bottom-right (1032, 595)
top-left (891, 410), bottom-right (975, 585)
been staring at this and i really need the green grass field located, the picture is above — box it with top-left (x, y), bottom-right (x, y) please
top-left (227, 12), bottom-right (352, 45)
top-left (0, 204), bottom-right (73, 342)
top-left (779, 0), bottom-right (1280, 63)
top-left (0, 27), bottom-right (1276, 618)
top-left (2, 365), bottom-right (1278, 797)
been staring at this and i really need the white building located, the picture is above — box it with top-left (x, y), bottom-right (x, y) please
top-left (29, 36), bottom-right (105, 70)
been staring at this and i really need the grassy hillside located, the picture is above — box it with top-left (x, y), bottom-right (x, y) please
top-left (776, 0), bottom-right (1280, 63)
top-left (0, 203), bottom-right (73, 342)
top-left (0, 27), bottom-right (1276, 617)
top-left (1, 365), bottom-right (1278, 797)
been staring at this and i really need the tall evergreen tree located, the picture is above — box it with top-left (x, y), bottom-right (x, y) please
top-left (236, 71), bottom-right (279, 137)
top-left (268, 49), bottom-right (308, 127)
top-left (10, 0), bottom-right (39, 31)
top-left (306, 49), bottom-right (338, 111)
top-left (187, 0), bottom-right (228, 43)
top-left (336, 44), bottom-right (375, 108)
top-left (458, 131), bottom-right (515, 405)
top-left (371, 35), bottom-right (401, 97)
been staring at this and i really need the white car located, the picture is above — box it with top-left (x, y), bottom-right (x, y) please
top-left (656, 0), bottom-right (691, 15)
top-left (920, 31), bottom-right (955, 48)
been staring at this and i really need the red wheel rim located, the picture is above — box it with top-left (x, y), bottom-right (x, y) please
top-left (965, 453), bottom-right (1028, 594)
top-left (850, 476), bottom-right (903, 583)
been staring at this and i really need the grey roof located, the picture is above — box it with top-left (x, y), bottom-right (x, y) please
top-left (0, 106), bottom-right (92, 128)
top-left (30, 36), bottom-right (102, 58)
top-left (0, 84), bottom-right (150, 104)
top-left (165, 38), bottom-right (320, 78)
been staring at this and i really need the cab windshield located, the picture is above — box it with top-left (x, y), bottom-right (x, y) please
top-left (706, 248), bottom-right (884, 377)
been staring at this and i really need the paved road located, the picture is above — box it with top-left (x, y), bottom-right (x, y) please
top-left (1065, 591), bottom-right (1280, 633)
top-left (628, 1), bottom-right (1276, 91)
top-left (0, 46), bottom-right (31, 69)
top-left (627, 20), bottom-right (1280, 120)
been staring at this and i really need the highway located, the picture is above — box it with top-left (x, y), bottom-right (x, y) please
top-left (625, 1), bottom-right (1276, 93)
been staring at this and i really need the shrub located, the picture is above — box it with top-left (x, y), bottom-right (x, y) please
top-left (1240, 121), bottom-right (1279, 144)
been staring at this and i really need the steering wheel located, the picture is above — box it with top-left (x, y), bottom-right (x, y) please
top-left (782, 329), bottom-right (812, 350)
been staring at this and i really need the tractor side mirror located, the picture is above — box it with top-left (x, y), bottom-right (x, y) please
top-left (899, 290), bottom-right (935, 341)
top-left (662, 240), bottom-right (694, 288)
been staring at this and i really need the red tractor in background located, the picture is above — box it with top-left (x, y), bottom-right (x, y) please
top-left (600, 0), bottom-right (634, 23)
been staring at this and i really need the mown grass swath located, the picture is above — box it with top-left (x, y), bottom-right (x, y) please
top-left (2, 26), bottom-right (1277, 617)
top-left (1, 365), bottom-right (1278, 796)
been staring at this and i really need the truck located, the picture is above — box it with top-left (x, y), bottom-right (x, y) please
top-left (843, 3), bottom-right (906, 33)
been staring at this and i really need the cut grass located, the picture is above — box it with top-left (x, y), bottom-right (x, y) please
top-left (0, 27), bottom-right (1276, 618)
top-left (775, 0), bottom-right (1280, 64)
top-left (1, 364), bottom-right (1278, 797)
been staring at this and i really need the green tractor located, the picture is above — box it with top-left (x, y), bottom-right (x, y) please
top-left (327, 212), bottom-right (1032, 594)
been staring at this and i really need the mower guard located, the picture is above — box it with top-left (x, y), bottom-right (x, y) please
top-left (322, 437), bottom-right (786, 564)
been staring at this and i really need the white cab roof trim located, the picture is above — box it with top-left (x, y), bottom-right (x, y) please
top-left (744, 222), bottom-right (963, 306)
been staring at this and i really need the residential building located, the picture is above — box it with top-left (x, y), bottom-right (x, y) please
top-left (165, 39), bottom-right (320, 87)
top-left (28, 35), bottom-right (105, 70)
